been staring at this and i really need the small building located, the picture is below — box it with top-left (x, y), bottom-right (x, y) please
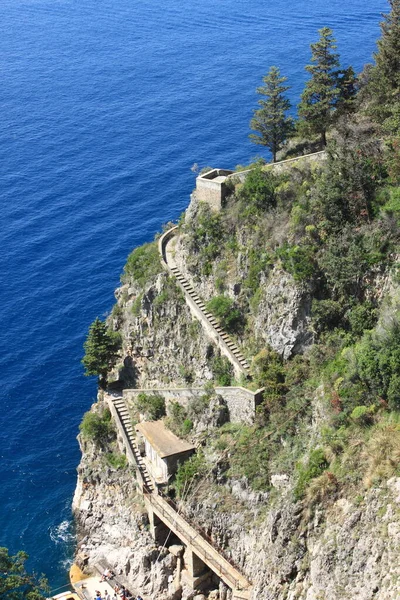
top-left (135, 420), bottom-right (196, 486)
top-left (195, 168), bottom-right (234, 211)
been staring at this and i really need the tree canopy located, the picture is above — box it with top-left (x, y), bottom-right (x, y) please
top-left (249, 66), bottom-right (294, 162)
top-left (0, 547), bottom-right (48, 600)
top-left (298, 27), bottom-right (341, 146)
top-left (82, 317), bottom-right (121, 385)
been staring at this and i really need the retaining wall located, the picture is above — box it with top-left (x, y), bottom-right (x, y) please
top-left (227, 150), bottom-right (326, 184)
top-left (123, 386), bottom-right (264, 424)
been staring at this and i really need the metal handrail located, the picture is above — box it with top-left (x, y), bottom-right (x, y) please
top-left (144, 491), bottom-right (248, 591)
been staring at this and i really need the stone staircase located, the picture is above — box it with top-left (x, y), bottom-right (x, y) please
top-left (169, 264), bottom-right (251, 373)
top-left (112, 397), bottom-right (154, 492)
top-left (109, 395), bottom-right (253, 598)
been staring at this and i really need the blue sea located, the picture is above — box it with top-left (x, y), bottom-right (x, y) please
top-left (0, 0), bottom-right (387, 593)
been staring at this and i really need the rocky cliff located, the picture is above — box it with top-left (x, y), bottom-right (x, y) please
top-left (74, 140), bottom-right (400, 600)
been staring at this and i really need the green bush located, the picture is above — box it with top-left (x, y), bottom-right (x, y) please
top-left (174, 452), bottom-right (207, 498)
top-left (80, 408), bottom-right (114, 447)
top-left (122, 242), bottom-right (162, 287)
top-left (187, 204), bottom-right (224, 275)
top-left (252, 348), bottom-right (286, 405)
top-left (238, 165), bottom-right (277, 217)
top-left (209, 353), bottom-right (233, 386)
top-left (225, 426), bottom-right (271, 491)
top-left (311, 299), bottom-right (345, 334)
top-left (353, 322), bottom-right (400, 410)
top-left (350, 405), bottom-right (375, 426)
top-left (206, 295), bottom-right (241, 332)
top-left (348, 302), bottom-right (378, 337)
top-left (181, 419), bottom-right (194, 435)
top-left (244, 249), bottom-right (271, 295)
top-left (131, 293), bottom-right (143, 316)
top-left (166, 401), bottom-right (191, 437)
top-left (136, 392), bottom-right (166, 420)
top-left (276, 242), bottom-right (316, 281)
top-left (106, 452), bottom-right (128, 469)
top-left (294, 448), bottom-right (329, 500)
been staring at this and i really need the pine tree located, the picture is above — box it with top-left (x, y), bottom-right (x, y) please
top-left (367, 0), bottom-right (400, 121)
top-left (249, 66), bottom-right (294, 162)
top-left (375, 0), bottom-right (400, 93)
top-left (0, 547), bottom-right (48, 600)
top-left (298, 27), bottom-right (341, 146)
top-left (336, 66), bottom-right (358, 115)
top-left (82, 317), bottom-right (121, 385)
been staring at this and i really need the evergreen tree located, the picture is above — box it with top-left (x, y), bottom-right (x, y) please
top-left (336, 66), bottom-right (358, 115)
top-left (0, 547), bottom-right (48, 600)
top-left (367, 0), bottom-right (400, 121)
top-left (82, 317), bottom-right (121, 386)
top-left (249, 66), bottom-right (294, 162)
top-left (375, 0), bottom-right (400, 93)
top-left (298, 27), bottom-right (341, 146)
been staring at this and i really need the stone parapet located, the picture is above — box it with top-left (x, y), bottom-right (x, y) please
top-left (123, 386), bottom-right (264, 424)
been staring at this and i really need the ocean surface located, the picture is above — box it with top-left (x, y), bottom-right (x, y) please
top-left (0, 0), bottom-right (387, 592)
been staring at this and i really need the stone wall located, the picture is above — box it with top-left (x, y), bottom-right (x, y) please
top-left (123, 386), bottom-right (264, 424)
top-left (227, 150), bottom-right (326, 184)
top-left (195, 169), bottom-right (234, 212)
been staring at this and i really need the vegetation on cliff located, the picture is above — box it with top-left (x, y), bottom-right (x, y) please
top-left (83, 0), bottom-right (400, 512)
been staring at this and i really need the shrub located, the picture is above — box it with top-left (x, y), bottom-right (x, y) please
top-left (294, 448), bottom-right (329, 500)
top-left (80, 408), bottom-right (114, 447)
top-left (305, 471), bottom-right (338, 506)
top-left (131, 293), bottom-right (143, 316)
top-left (187, 204), bottom-right (224, 275)
top-left (166, 401), bottom-right (191, 437)
top-left (122, 242), bottom-right (162, 287)
top-left (237, 165), bottom-right (277, 217)
top-left (353, 319), bottom-right (400, 410)
top-left (364, 421), bottom-right (400, 486)
top-left (136, 392), bottom-right (166, 420)
top-left (174, 452), bottom-right (207, 498)
top-left (311, 299), bottom-right (345, 334)
top-left (252, 348), bottom-right (286, 406)
top-left (106, 452), bottom-right (128, 470)
top-left (206, 295), bottom-right (241, 332)
top-left (350, 405), bottom-right (375, 426)
top-left (348, 302), bottom-right (378, 337)
top-left (225, 426), bottom-right (271, 491)
top-left (182, 419), bottom-right (194, 435)
top-left (276, 242), bottom-right (316, 281)
top-left (209, 353), bottom-right (233, 386)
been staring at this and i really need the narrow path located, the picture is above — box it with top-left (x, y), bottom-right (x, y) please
top-left (110, 396), bottom-right (154, 492)
top-left (158, 227), bottom-right (251, 377)
top-left (108, 395), bottom-right (253, 599)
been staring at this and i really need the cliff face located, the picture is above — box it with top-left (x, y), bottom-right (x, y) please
top-left (73, 406), bottom-right (180, 599)
top-left (74, 149), bottom-right (400, 600)
top-left (73, 413), bottom-right (400, 600)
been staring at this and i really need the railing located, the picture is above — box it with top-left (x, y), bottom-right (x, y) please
top-left (144, 491), bottom-right (249, 591)
top-left (155, 488), bottom-right (247, 578)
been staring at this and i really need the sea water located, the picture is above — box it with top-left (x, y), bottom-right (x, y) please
top-left (0, 0), bottom-right (387, 591)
